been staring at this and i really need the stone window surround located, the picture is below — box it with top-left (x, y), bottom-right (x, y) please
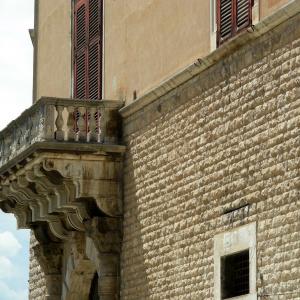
top-left (214, 222), bottom-right (257, 300)
top-left (210, 0), bottom-right (260, 52)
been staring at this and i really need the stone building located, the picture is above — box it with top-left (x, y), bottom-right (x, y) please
top-left (0, 0), bottom-right (299, 299)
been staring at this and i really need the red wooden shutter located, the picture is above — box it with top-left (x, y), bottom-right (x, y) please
top-left (88, 0), bottom-right (103, 100)
top-left (74, 0), bottom-right (87, 99)
top-left (217, 0), bottom-right (252, 47)
top-left (74, 0), bottom-right (103, 100)
top-left (218, 0), bottom-right (233, 45)
top-left (236, 0), bottom-right (251, 31)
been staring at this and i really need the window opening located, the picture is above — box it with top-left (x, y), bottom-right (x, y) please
top-left (221, 250), bottom-right (250, 299)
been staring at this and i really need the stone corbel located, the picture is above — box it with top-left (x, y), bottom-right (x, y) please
top-left (41, 154), bottom-right (123, 217)
top-left (0, 146), bottom-right (123, 241)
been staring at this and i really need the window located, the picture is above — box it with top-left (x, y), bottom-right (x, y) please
top-left (221, 250), bottom-right (250, 299)
top-left (216, 0), bottom-right (253, 46)
top-left (214, 223), bottom-right (257, 300)
top-left (74, 0), bottom-right (103, 100)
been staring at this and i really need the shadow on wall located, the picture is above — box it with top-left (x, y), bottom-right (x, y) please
top-left (121, 151), bottom-right (151, 299)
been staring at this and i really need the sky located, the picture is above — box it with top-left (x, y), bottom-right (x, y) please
top-left (0, 1), bottom-right (35, 299)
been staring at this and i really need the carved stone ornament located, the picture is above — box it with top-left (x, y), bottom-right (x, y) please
top-left (0, 98), bottom-right (125, 240)
top-left (0, 151), bottom-right (123, 239)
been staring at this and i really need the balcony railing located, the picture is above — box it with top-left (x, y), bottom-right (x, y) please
top-left (0, 97), bottom-right (123, 173)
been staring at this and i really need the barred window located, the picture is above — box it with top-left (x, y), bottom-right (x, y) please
top-left (221, 250), bottom-right (250, 299)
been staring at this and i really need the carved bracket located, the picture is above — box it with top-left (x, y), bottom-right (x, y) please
top-left (0, 151), bottom-right (123, 240)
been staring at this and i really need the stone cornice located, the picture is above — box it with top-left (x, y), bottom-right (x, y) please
top-left (119, 0), bottom-right (300, 119)
top-left (0, 142), bottom-right (125, 176)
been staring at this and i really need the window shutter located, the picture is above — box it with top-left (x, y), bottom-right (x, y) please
top-left (88, 42), bottom-right (101, 99)
top-left (74, 0), bottom-right (87, 99)
top-left (88, 0), bottom-right (103, 100)
top-left (75, 2), bottom-right (86, 50)
top-left (218, 0), bottom-right (233, 45)
top-left (75, 51), bottom-right (87, 99)
top-left (217, 0), bottom-right (252, 46)
top-left (74, 0), bottom-right (103, 100)
top-left (236, 0), bottom-right (251, 30)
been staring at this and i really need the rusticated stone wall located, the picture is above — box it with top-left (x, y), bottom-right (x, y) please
top-left (121, 13), bottom-right (300, 300)
top-left (29, 232), bottom-right (46, 300)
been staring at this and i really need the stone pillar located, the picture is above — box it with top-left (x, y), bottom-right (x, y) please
top-left (98, 254), bottom-right (119, 300)
top-left (85, 217), bottom-right (121, 300)
top-left (44, 274), bottom-right (62, 300)
top-left (32, 225), bottom-right (63, 299)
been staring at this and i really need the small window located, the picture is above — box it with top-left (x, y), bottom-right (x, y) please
top-left (221, 250), bottom-right (250, 299)
top-left (217, 0), bottom-right (253, 46)
top-left (214, 223), bottom-right (256, 300)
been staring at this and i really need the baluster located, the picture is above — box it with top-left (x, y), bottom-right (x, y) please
top-left (0, 140), bottom-right (4, 166)
top-left (96, 108), bottom-right (101, 143)
top-left (99, 107), bottom-right (107, 143)
top-left (26, 114), bottom-right (33, 144)
top-left (37, 105), bottom-right (45, 140)
top-left (4, 137), bottom-right (10, 163)
top-left (31, 108), bottom-right (41, 142)
top-left (11, 125), bottom-right (17, 154)
top-left (89, 106), bottom-right (98, 143)
top-left (55, 106), bottom-right (64, 141)
top-left (67, 106), bottom-right (75, 142)
top-left (19, 124), bottom-right (25, 150)
top-left (78, 106), bottom-right (87, 142)
top-left (16, 125), bottom-right (22, 151)
top-left (43, 104), bottom-right (55, 140)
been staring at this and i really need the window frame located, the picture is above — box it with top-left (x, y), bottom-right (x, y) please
top-left (210, 0), bottom-right (260, 51)
top-left (214, 223), bottom-right (257, 300)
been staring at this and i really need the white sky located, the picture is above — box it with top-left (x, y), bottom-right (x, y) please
top-left (0, 0), bottom-right (34, 129)
top-left (0, 1), bottom-right (34, 299)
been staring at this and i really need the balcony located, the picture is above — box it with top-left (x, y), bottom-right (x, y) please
top-left (0, 97), bottom-right (125, 239)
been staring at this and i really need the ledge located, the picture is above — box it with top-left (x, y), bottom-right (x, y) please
top-left (0, 141), bottom-right (126, 176)
top-left (119, 0), bottom-right (300, 119)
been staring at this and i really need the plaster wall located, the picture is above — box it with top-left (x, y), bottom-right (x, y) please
top-left (260, 0), bottom-right (292, 19)
top-left (33, 0), bottom-right (294, 104)
top-left (105, 0), bottom-right (211, 103)
top-left (35, 0), bottom-right (72, 102)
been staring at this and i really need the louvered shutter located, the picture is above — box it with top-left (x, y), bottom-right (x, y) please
top-left (217, 0), bottom-right (252, 46)
top-left (74, 0), bottom-right (103, 100)
top-left (236, 0), bottom-right (251, 31)
top-left (218, 0), bottom-right (233, 45)
top-left (88, 0), bottom-right (103, 100)
top-left (74, 0), bottom-right (87, 99)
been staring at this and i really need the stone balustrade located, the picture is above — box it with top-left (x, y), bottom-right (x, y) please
top-left (0, 97), bottom-right (123, 172)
